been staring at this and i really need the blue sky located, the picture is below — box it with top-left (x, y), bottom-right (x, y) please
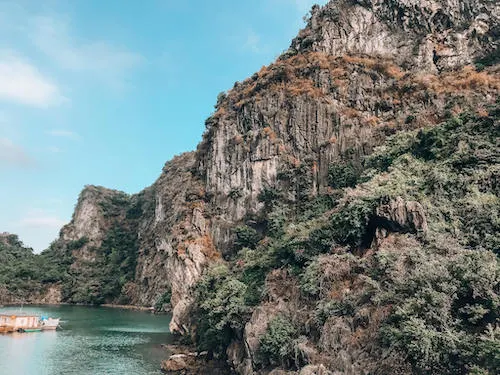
top-left (0, 0), bottom-right (327, 252)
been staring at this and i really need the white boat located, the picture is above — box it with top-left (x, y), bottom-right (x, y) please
top-left (40, 317), bottom-right (60, 331)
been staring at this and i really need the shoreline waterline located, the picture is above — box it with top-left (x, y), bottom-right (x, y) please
top-left (2, 302), bottom-right (155, 311)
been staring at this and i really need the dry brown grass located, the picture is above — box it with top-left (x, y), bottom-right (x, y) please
top-left (477, 107), bottom-right (489, 117)
top-left (213, 106), bottom-right (227, 119)
top-left (278, 143), bottom-right (287, 154)
top-left (288, 156), bottom-right (301, 168)
top-left (198, 234), bottom-right (220, 260)
top-left (384, 64), bottom-right (405, 79)
top-left (261, 126), bottom-right (277, 142)
top-left (233, 134), bottom-right (244, 145)
top-left (413, 65), bottom-right (500, 94)
top-left (221, 51), bottom-right (410, 112)
top-left (227, 52), bottom-right (342, 108)
top-left (342, 55), bottom-right (379, 68)
top-left (342, 55), bottom-right (405, 79)
top-left (365, 116), bottom-right (380, 127)
top-left (341, 107), bottom-right (361, 119)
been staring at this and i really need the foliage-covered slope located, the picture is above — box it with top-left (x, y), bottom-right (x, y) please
top-left (192, 104), bottom-right (499, 375)
top-left (0, 233), bottom-right (69, 303)
top-left (0, 188), bottom-right (143, 306)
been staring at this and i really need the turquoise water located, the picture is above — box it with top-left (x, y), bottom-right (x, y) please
top-left (0, 305), bottom-right (173, 375)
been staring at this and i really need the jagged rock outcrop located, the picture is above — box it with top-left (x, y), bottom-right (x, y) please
top-left (293, 0), bottom-right (499, 72)
top-left (132, 153), bottom-right (219, 333)
top-left (372, 196), bottom-right (428, 246)
top-left (59, 185), bottom-right (132, 263)
top-left (375, 196), bottom-right (427, 233)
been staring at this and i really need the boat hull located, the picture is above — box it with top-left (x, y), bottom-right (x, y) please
top-left (41, 326), bottom-right (58, 331)
top-left (19, 328), bottom-right (42, 333)
top-left (0, 326), bottom-right (14, 333)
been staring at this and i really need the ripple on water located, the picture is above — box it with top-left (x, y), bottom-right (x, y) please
top-left (104, 326), bottom-right (171, 334)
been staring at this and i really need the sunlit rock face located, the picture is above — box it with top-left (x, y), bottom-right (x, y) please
top-left (292, 0), bottom-right (499, 72)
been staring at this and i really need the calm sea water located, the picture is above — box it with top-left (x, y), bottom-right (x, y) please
top-left (0, 305), bottom-right (173, 375)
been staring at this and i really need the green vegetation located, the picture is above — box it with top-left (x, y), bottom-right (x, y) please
top-left (234, 225), bottom-right (261, 250)
top-left (0, 234), bottom-right (73, 302)
top-left (0, 189), bottom-right (142, 306)
top-left (328, 161), bottom-right (360, 189)
top-left (194, 264), bottom-right (251, 354)
top-left (191, 104), bottom-right (500, 374)
top-left (259, 315), bottom-right (299, 366)
top-left (2, 96), bottom-right (498, 374)
top-left (375, 248), bottom-right (499, 375)
top-left (66, 224), bottom-right (139, 305)
top-left (154, 288), bottom-right (172, 312)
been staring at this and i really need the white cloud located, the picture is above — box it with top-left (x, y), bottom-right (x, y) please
top-left (15, 209), bottom-right (67, 252)
top-left (20, 215), bottom-right (66, 228)
top-left (19, 215), bottom-right (66, 229)
top-left (0, 52), bottom-right (64, 107)
top-left (0, 137), bottom-right (34, 167)
top-left (46, 129), bottom-right (81, 140)
top-left (32, 16), bottom-right (144, 90)
top-left (244, 30), bottom-right (262, 53)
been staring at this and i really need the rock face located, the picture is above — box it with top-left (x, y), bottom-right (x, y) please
top-left (375, 197), bottom-right (428, 233)
top-left (196, 0), bottom-right (498, 254)
top-left (51, 0), bottom-right (498, 367)
top-left (372, 196), bottom-right (428, 246)
top-left (293, 0), bottom-right (499, 72)
top-left (59, 185), bottom-right (131, 263)
top-left (132, 153), bottom-right (218, 333)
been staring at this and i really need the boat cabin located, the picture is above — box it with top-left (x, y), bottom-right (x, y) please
top-left (0, 314), bottom-right (39, 331)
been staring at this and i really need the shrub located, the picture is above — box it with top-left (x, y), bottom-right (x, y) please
top-left (67, 237), bottom-right (89, 250)
top-left (258, 187), bottom-right (282, 209)
top-left (267, 205), bottom-right (289, 238)
top-left (328, 162), bottom-right (360, 189)
top-left (236, 245), bottom-right (278, 306)
top-left (228, 188), bottom-right (242, 200)
top-left (154, 288), bottom-right (172, 312)
top-left (259, 315), bottom-right (299, 367)
top-left (234, 225), bottom-right (261, 250)
top-left (314, 299), bottom-right (356, 326)
top-left (378, 248), bottom-right (500, 375)
top-left (328, 199), bottom-right (377, 248)
top-left (297, 194), bottom-right (338, 222)
top-left (194, 264), bottom-right (251, 354)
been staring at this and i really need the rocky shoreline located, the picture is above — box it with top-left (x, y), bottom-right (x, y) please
top-left (160, 345), bottom-right (233, 375)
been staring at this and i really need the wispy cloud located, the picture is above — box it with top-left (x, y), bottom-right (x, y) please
top-left (31, 15), bottom-right (144, 90)
top-left (46, 129), bottom-right (81, 140)
top-left (19, 215), bottom-right (66, 229)
top-left (48, 146), bottom-right (63, 153)
top-left (0, 52), bottom-right (64, 107)
top-left (244, 30), bottom-right (262, 53)
top-left (16, 209), bottom-right (66, 251)
top-left (0, 137), bottom-right (35, 167)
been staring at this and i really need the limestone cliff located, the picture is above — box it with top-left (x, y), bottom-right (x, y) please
top-left (38, 1), bottom-right (498, 374)
top-left (53, 0), bottom-right (498, 325)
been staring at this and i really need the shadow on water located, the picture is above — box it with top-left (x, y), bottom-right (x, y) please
top-left (0, 305), bottom-right (173, 375)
